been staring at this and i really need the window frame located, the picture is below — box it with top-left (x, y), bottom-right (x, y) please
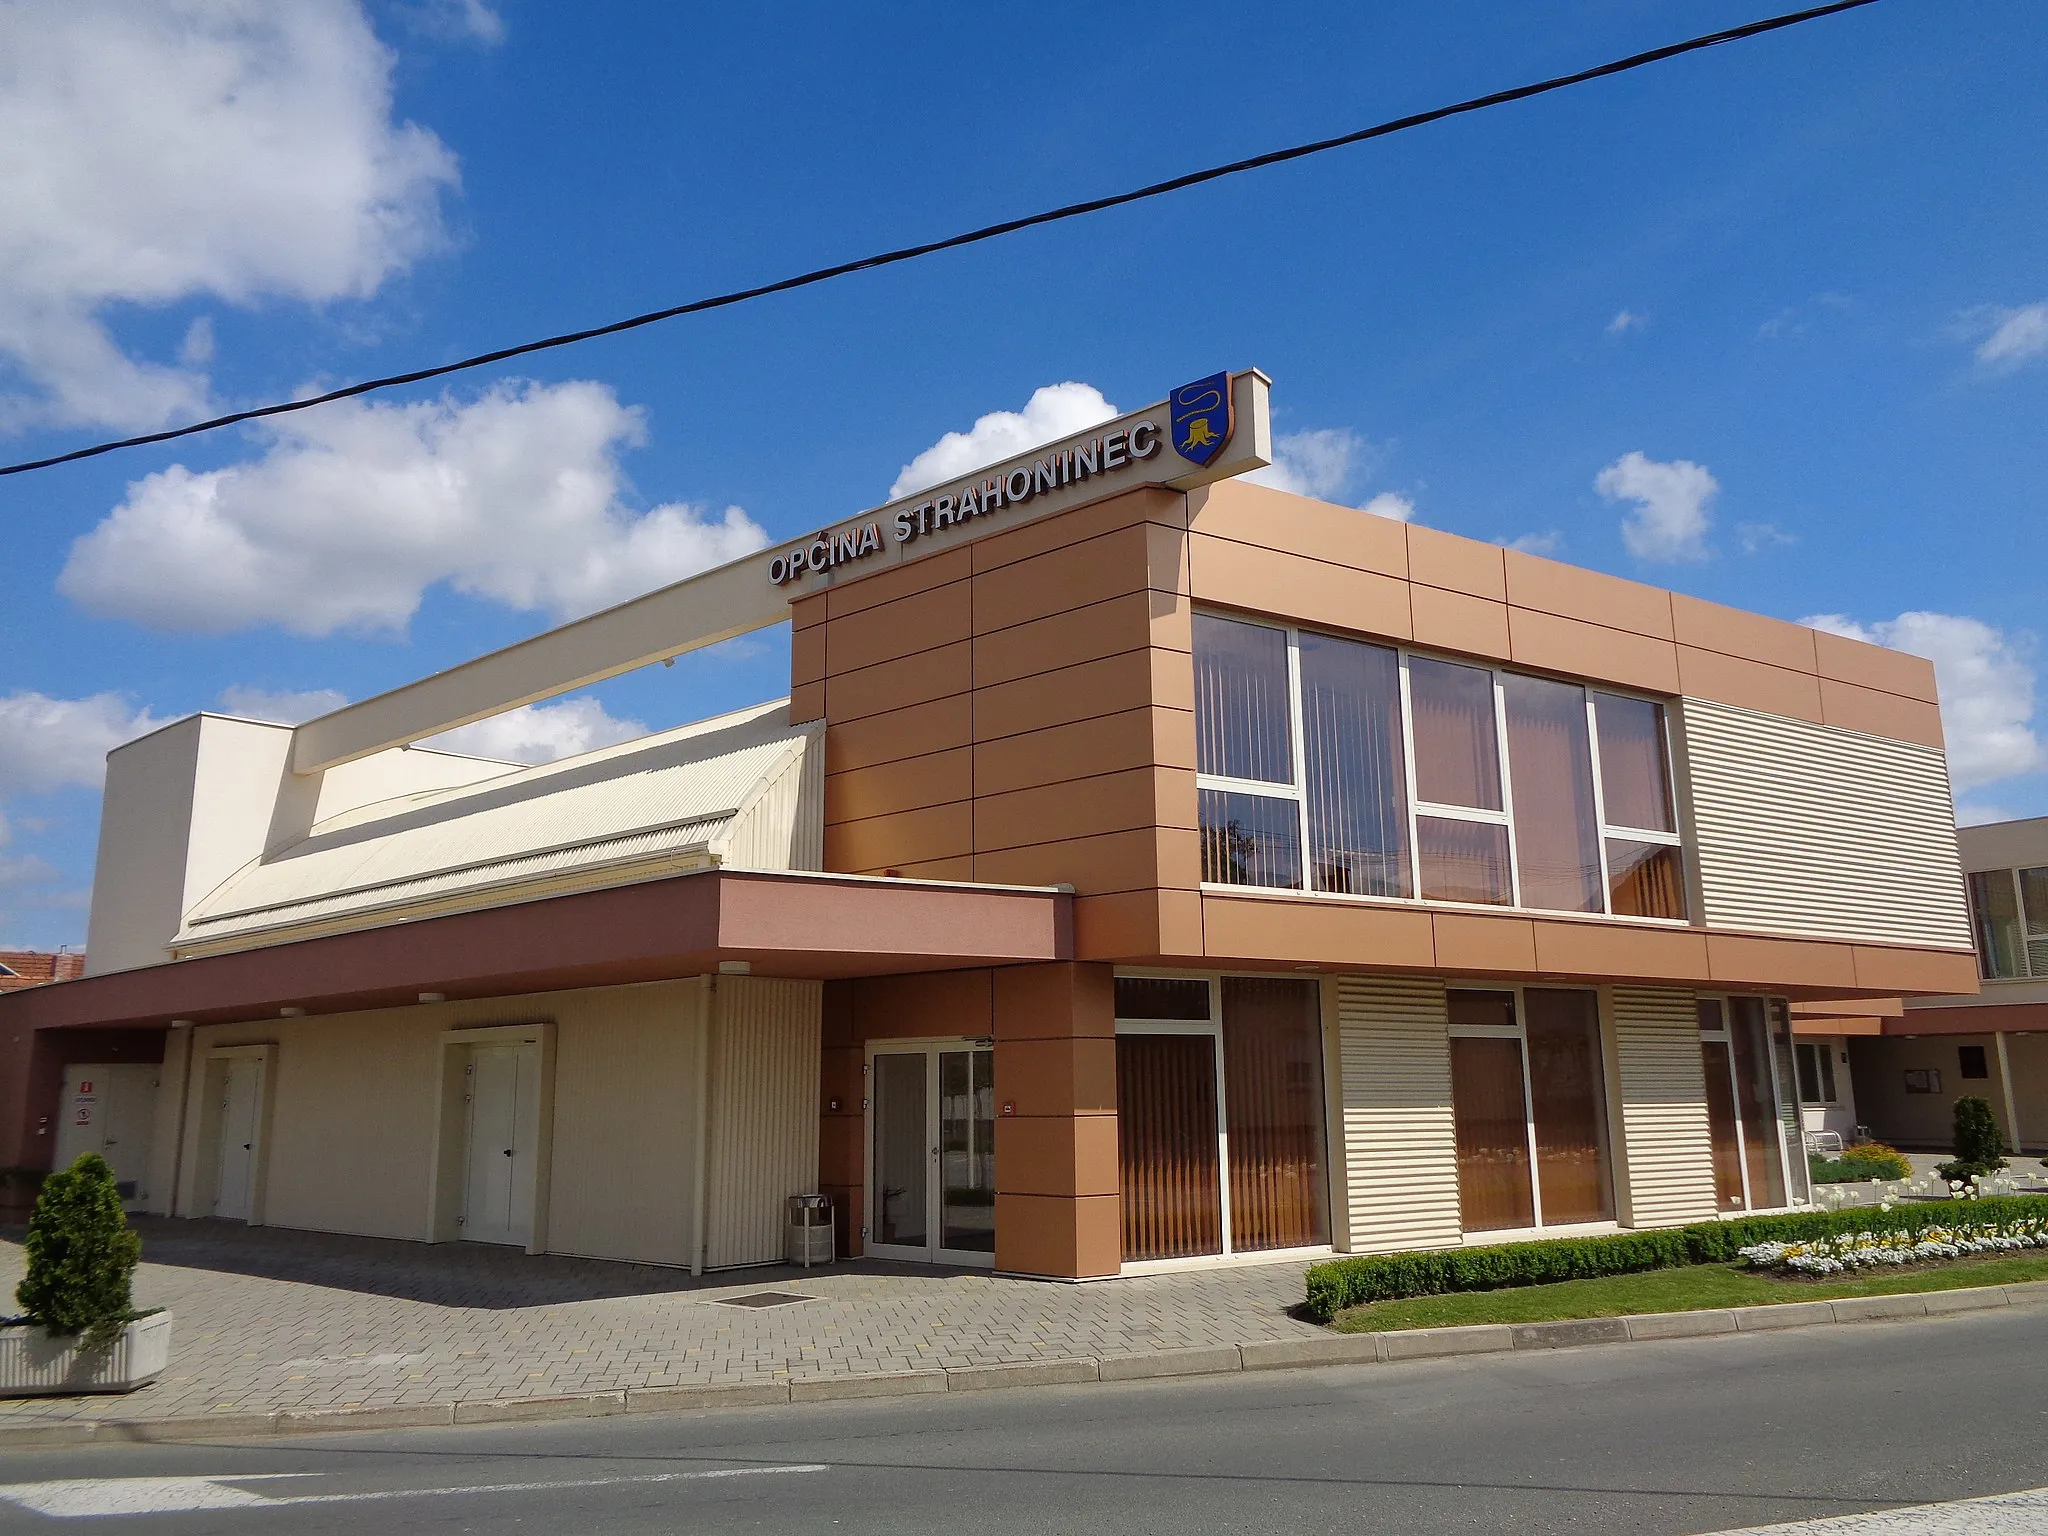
top-left (1698, 993), bottom-right (1802, 1212)
top-left (1968, 866), bottom-right (2048, 981)
top-left (1445, 982), bottom-right (1619, 1237)
top-left (1191, 610), bottom-right (1688, 925)
top-left (1112, 969), bottom-right (1337, 1267)
top-left (1794, 1040), bottom-right (1838, 1106)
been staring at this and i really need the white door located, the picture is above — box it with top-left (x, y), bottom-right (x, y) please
top-left (213, 1059), bottom-right (263, 1222)
top-left (462, 1043), bottom-right (539, 1246)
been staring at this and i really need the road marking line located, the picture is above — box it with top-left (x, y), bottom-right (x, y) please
top-left (0, 1464), bottom-right (829, 1519)
top-left (1709, 1485), bottom-right (2048, 1534)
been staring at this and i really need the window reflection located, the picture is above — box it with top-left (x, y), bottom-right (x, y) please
top-left (1503, 675), bottom-right (1603, 914)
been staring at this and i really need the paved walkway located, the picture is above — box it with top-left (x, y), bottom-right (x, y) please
top-left (0, 1221), bottom-right (1322, 1426)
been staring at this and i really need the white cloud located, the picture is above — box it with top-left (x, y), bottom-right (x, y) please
top-left (59, 380), bottom-right (770, 636)
top-left (1596, 451), bottom-right (1717, 563)
top-left (1736, 521), bottom-right (1797, 554)
top-left (1245, 428), bottom-right (1376, 501)
top-left (421, 696), bottom-right (648, 764)
top-left (1965, 302), bottom-right (2048, 371)
top-left (1359, 491), bottom-right (1415, 524)
top-left (889, 383), bottom-right (1118, 499)
top-left (400, 0), bottom-right (506, 46)
top-left (216, 686), bottom-right (350, 725)
top-left (0, 691), bottom-right (168, 798)
top-left (1606, 310), bottom-right (1645, 336)
top-left (1499, 531), bottom-right (1563, 557)
top-left (1801, 612), bottom-right (2042, 793)
top-left (0, 1), bottom-right (459, 430)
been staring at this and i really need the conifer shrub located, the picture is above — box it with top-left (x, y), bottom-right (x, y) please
top-left (13, 1153), bottom-right (142, 1349)
top-left (1937, 1095), bottom-right (2009, 1183)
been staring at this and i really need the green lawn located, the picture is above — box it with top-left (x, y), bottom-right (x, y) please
top-left (1327, 1252), bottom-right (2048, 1333)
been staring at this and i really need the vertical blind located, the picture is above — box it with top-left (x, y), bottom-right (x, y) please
top-left (1116, 1034), bottom-right (1223, 1261)
top-left (1220, 978), bottom-right (1328, 1251)
top-left (1524, 989), bottom-right (1613, 1225)
top-left (1298, 633), bottom-right (1410, 897)
top-left (1192, 613), bottom-right (1683, 921)
top-left (1503, 675), bottom-right (1604, 914)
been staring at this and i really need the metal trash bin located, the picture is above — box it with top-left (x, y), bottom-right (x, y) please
top-left (786, 1193), bottom-right (834, 1268)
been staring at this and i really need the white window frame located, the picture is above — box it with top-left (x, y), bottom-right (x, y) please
top-left (1969, 866), bottom-right (2048, 981)
top-left (1112, 970), bottom-right (1337, 1269)
top-left (1192, 610), bottom-right (1688, 924)
top-left (1445, 982), bottom-right (1619, 1238)
top-left (1794, 1040), bottom-right (1839, 1107)
top-left (1698, 993), bottom-right (1800, 1213)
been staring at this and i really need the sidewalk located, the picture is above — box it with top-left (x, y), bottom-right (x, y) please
top-left (0, 1220), bottom-right (1323, 1429)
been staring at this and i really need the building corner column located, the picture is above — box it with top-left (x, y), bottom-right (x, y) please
top-left (992, 962), bottom-right (1119, 1278)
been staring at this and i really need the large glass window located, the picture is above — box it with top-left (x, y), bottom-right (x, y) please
top-left (1699, 996), bottom-right (1798, 1212)
top-left (1968, 868), bottom-right (2048, 980)
top-left (1447, 987), bottom-right (1613, 1232)
top-left (1115, 975), bottom-right (1331, 1262)
top-left (1298, 632), bottom-right (1410, 897)
top-left (1191, 612), bottom-right (1687, 921)
top-left (1503, 676), bottom-right (1604, 914)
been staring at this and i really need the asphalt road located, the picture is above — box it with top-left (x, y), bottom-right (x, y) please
top-left (3, 1307), bottom-right (2047, 1534)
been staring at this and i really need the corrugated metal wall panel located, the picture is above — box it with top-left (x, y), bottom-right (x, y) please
top-left (705, 976), bottom-right (823, 1268)
top-left (1679, 698), bottom-right (1971, 948)
top-left (1335, 975), bottom-right (1463, 1254)
top-left (719, 733), bottom-right (822, 872)
top-left (543, 980), bottom-right (705, 1267)
top-left (1610, 986), bottom-right (1718, 1228)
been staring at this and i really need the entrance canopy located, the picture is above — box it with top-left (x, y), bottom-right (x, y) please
top-left (0, 868), bottom-right (1070, 1033)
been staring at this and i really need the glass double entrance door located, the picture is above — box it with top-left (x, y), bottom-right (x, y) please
top-left (867, 1043), bottom-right (995, 1265)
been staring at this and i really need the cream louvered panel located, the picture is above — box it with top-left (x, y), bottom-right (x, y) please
top-left (1679, 699), bottom-right (1971, 949)
top-left (1610, 986), bottom-right (1718, 1228)
top-left (704, 976), bottom-right (822, 1268)
top-left (1335, 975), bottom-right (1462, 1254)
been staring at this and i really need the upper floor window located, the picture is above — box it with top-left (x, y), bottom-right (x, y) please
top-left (1967, 867), bottom-right (2048, 980)
top-left (1192, 612), bottom-right (1686, 920)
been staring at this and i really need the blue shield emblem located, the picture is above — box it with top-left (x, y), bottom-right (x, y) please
top-left (1170, 372), bottom-right (1234, 467)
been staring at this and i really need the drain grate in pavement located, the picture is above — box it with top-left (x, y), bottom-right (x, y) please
top-left (710, 1291), bottom-right (814, 1309)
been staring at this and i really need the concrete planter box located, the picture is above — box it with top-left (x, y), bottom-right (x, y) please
top-left (0, 1312), bottom-right (171, 1397)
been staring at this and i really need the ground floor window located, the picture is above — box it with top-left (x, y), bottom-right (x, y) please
top-left (1114, 974), bottom-right (1329, 1262)
top-left (1795, 1041), bottom-right (1838, 1105)
top-left (1447, 987), bottom-right (1614, 1232)
top-left (1699, 996), bottom-right (1807, 1212)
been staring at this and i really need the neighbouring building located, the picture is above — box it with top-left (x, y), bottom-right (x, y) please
top-left (0, 370), bottom-right (1981, 1274)
top-left (1837, 817), bottom-right (2048, 1155)
top-left (0, 951), bottom-right (85, 993)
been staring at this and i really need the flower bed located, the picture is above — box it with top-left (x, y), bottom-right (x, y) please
top-left (1739, 1215), bottom-right (2048, 1275)
top-left (1301, 1195), bottom-right (2048, 1321)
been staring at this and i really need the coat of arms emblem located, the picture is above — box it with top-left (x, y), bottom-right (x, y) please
top-left (1170, 372), bottom-right (1234, 467)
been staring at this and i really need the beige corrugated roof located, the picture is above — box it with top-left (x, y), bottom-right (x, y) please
top-left (179, 699), bottom-right (813, 952)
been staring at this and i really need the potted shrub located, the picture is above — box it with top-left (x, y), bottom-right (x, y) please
top-left (1936, 1096), bottom-right (2010, 1185)
top-left (1, 1153), bottom-right (169, 1395)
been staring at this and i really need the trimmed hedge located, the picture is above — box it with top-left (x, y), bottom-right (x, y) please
top-left (1302, 1195), bottom-right (2048, 1322)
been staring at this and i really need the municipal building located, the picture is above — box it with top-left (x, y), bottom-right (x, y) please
top-left (0, 370), bottom-right (1978, 1278)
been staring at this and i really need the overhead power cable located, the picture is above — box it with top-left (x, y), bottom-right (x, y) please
top-left (1, 0), bottom-right (1881, 481)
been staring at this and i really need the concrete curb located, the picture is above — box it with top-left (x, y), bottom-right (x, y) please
top-left (7, 1281), bottom-right (2044, 1448)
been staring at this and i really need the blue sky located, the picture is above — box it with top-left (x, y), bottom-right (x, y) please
top-left (1, 0), bottom-right (2044, 948)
